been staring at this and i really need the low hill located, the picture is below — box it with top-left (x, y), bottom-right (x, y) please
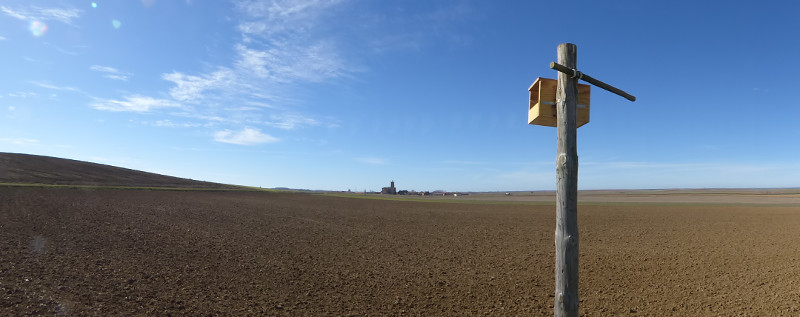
top-left (0, 152), bottom-right (237, 189)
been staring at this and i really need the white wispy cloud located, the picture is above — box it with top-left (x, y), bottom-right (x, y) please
top-left (0, 6), bottom-right (26, 20)
top-left (236, 42), bottom-right (347, 83)
top-left (77, 0), bottom-right (472, 147)
top-left (140, 0), bottom-right (357, 144)
top-left (169, 112), bottom-right (228, 123)
top-left (232, 0), bottom-right (351, 84)
top-left (31, 80), bottom-right (108, 100)
top-left (35, 7), bottom-right (80, 24)
top-left (153, 120), bottom-right (204, 128)
top-left (90, 65), bottom-right (132, 81)
top-left (1, 5), bottom-right (81, 25)
top-left (162, 69), bottom-right (236, 102)
top-left (161, 0), bottom-right (352, 101)
top-left (104, 74), bottom-right (128, 81)
top-left (89, 65), bottom-right (118, 73)
top-left (0, 35), bottom-right (6, 40)
top-left (30, 81), bottom-right (79, 92)
top-left (7, 91), bottom-right (37, 98)
top-left (234, 0), bottom-right (343, 37)
top-left (214, 127), bottom-right (279, 145)
top-left (266, 113), bottom-right (321, 130)
top-left (91, 96), bottom-right (182, 112)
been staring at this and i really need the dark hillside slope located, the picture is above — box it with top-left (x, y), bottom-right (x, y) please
top-left (0, 152), bottom-right (236, 188)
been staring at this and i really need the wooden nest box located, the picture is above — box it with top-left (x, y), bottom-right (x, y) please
top-left (528, 77), bottom-right (591, 127)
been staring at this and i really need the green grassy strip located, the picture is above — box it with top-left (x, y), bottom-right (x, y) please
top-left (318, 192), bottom-right (555, 206)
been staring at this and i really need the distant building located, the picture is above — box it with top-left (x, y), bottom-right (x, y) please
top-left (381, 180), bottom-right (397, 195)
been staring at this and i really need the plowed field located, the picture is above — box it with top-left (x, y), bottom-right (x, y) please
top-left (2, 187), bottom-right (800, 316)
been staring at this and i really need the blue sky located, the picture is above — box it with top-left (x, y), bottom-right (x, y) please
top-left (1, 0), bottom-right (799, 191)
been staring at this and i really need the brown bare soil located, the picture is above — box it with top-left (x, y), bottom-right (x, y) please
top-left (3, 187), bottom-right (800, 316)
top-left (444, 189), bottom-right (800, 206)
top-left (0, 153), bottom-right (235, 189)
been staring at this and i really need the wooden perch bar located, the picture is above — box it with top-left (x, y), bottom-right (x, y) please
top-left (550, 62), bottom-right (636, 102)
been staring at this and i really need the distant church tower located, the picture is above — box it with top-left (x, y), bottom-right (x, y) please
top-left (381, 180), bottom-right (397, 195)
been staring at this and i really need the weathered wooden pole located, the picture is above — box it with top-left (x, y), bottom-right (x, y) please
top-left (554, 42), bottom-right (579, 317)
top-left (529, 42), bottom-right (634, 317)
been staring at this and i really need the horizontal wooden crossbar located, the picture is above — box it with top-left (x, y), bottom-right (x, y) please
top-left (550, 62), bottom-right (636, 102)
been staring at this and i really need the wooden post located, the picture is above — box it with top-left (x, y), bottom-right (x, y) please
top-left (530, 43), bottom-right (634, 317)
top-left (554, 43), bottom-right (579, 317)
